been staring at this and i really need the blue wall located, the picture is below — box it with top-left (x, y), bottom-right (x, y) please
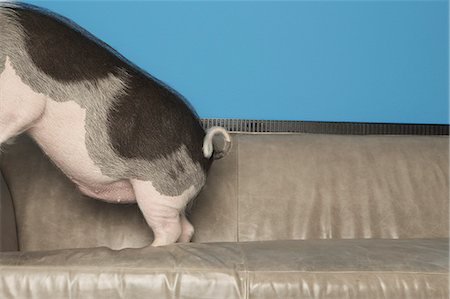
top-left (27, 1), bottom-right (448, 124)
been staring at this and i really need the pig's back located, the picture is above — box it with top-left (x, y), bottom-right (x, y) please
top-left (0, 3), bottom-right (210, 196)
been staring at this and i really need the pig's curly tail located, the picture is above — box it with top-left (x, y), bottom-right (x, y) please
top-left (202, 126), bottom-right (231, 160)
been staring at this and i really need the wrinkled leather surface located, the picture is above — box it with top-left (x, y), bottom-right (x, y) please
top-left (0, 134), bottom-right (448, 250)
top-left (190, 134), bottom-right (238, 243)
top-left (0, 239), bottom-right (447, 298)
top-left (0, 171), bottom-right (18, 251)
top-left (0, 133), bottom-right (448, 298)
top-left (237, 134), bottom-right (449, 241)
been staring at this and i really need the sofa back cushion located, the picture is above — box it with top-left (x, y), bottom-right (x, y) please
top-left (0, 133), bottom-right (448, 250)
top-left (0, 170), bottom-right (18, 251)
top-left (234, 134), bottom-right (448, 241)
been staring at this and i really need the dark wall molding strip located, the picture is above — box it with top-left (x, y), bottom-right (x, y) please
top-left (200, 118), bottom-right (449, 135)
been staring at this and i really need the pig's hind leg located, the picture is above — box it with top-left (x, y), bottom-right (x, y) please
top-left (178, 214), bottom-right (195, 243)
top-left (0, 56), bottom-right (46, 145)
top-left (131, 179), bottom-right (193, 246)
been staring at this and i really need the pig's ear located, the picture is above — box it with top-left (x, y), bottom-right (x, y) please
top-left (202, 126), bottom-right (231, 160)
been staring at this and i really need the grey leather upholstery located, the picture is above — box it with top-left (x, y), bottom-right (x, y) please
top-left (0, 133), bottom-right (448, 298)
top-left (0, 169), bottom-right (18, 251)
top-left (0, 239), bottom-right (447, 298)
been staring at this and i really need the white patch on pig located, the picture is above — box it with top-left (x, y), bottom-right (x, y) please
top-left (28, 98), bottom-right (136, 203)
top-left (0, 56), bottom-right (135, 203)
top-left (0, 56), bottom-right (46, 144)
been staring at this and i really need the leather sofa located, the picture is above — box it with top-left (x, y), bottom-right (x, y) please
top-left (0, 133), bottom-right (448, 298)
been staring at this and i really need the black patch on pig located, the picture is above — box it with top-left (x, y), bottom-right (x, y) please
top-left (11, 4), bottom-right (128, 82)
top-left (8, 3), bottom-right (212, 174)
top-left (175, 160), bottom-right (185, 172)
top-left (107, 69), bottom-right (212, 173)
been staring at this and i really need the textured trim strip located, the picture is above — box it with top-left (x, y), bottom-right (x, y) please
top-left (200, 118), bottom-right (449, 135)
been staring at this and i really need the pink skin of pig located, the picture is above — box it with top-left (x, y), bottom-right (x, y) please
top-left (0, 56), bottom-right (198, 246)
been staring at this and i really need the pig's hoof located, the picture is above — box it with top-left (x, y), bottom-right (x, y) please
top-left (151, 239), bottom-right (173, 247)
top-left (178, 215), bottom-right (195, 243)
top-left (150, 223), bottom-right (182, 247)
top-left (150, 241), bottom-right (167, 247)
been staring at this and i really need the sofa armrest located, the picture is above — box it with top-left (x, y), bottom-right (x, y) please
top-left (0, 239), bottom-right (447, 298)
top-left (0, 170), bottom-right (18, 252)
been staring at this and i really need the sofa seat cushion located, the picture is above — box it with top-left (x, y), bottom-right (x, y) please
top-left (0, 238), bottom-right (447, 299)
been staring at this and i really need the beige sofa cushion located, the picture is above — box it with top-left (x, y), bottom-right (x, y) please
top-left (0, 170), bottom-right (18, 251)
top-left (0, 133), bottom-right (448, 250)
top-left (236, 134), bottom-right (449, 241)
top-left (0, 238), bottom-right (447, 298)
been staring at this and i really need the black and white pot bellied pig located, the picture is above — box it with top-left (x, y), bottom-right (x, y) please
top-left (0, 3), bottom-right (231, 246)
